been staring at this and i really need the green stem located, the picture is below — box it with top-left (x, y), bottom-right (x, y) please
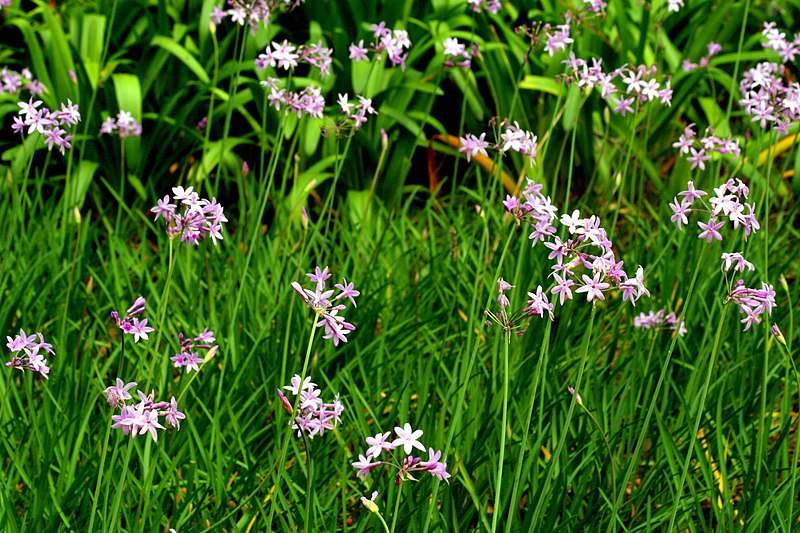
top-left (265, 319), bottom-right (319, 529)
top-left (528, 304), bottom-right (597, 530)
top-left (154, 239), bottom-right (175, 392)
top-left (390, 482), bottom-right (403, 533)
top-left (666, 304), bottom-right (730, 531)
top-left (87, 420), bottom-right (113, 533)
top-left (303, 435), bottom-right (314, 533)
top-left (506, 321), bottom-right (551, 527)
top-left (607, 241), bottom-right (708, 532)
top-left (490, 337), bottom-right (511, 533)
top-left (581, 405), bottom-right (617, 508)
top-left (107, 435), bottom-right (135, 532)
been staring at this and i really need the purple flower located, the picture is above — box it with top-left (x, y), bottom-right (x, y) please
top-left (111, 297), bottom-right (153, 343)
top-left (719, 256), bottom-right (776, 332)
top-left (349, 40), bottom-right (369, 62)
top-left (104, 378), bottom-right (137, 408)
top-left (171, 329), bottom-right (217, 374)
top-left (353, 454), bottom-right (382, 477)
top-left (697, 217), bottom-right (724, 243)
top-left (467, 0), bottom-right (501, 13)
top-left (575, 273), bottom-right (610, 302)
top-left (353, 423), bottom-right (450, 483)
top-left (292, 267), bottom-right (358, 346)
top-left (279, 374), bottom-right (343, 439)
top-left (5, 329), bottom-right (54, 379)
top-left (107, 385), bottom-right (182, 440)
top-left (99, 110), bottom-right (141, 138)
top-left (459, 133), bottom-right (489, 162)
top-left (634, 308), bottom-right (687, 336)
top-left (164, 397), bottom-right (186, 429)
top-left (151, 187), bottom-right (227, 245)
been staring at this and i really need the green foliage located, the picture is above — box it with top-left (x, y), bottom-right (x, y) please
top-left (0, 0), bottom-right (799, 531)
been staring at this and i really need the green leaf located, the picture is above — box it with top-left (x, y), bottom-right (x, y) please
top-left (520, 75), bottom-right (564, 97)
top-left (151, 35), bottom-right (211, 85)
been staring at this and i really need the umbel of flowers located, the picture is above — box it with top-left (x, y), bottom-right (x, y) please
top-left (292, 266), bottom-right (359, 346)
top-left (352, 423), bottom-right (450, 484)
top-left (151, 186), bottom-right (227, 246)
top-left (5, 330), bottom-right (54, 379)
top-left (276, 375), bottom-right (343, 439)
top-left (496, 179), bottom-right (650, 322)
top-left (104, 380), bottom-right (185, 442)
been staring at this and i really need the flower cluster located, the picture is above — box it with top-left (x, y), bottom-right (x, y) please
top-left (349, 22), bottom-right (412, 70)
top-left (721, 253), bottom-right (776, 331)
top-left (256, 40), bottom-right (333, 78)
top-left (467, 0), bottom-right (500, 14)
top-left (352, 423), bottom-right (450, 483)
top-left (739, 61), bottom-right (800, 136)
top-left (105, 379), bottom-right (185, 442)
top-left (543, 15), bottom-right (574, 56)
top-left (276, 374), bottom-right (343, 439)
top-left (562, 55), bottom-right (673, 115)
top-left (110, 296), bottom-right (154, 343)
top-left (683, 42), bottom-right (722, 71)
top-left (484, 278), bottom-right (541, 336)
top-left (0, 0), bottom-right (9, 10)
top-left (261, 78), bottom-right (325, 119)
top-left (171, 329), bottom-right (217, 373)
top-left (210, 0), bottom-right (305, 32)
top-left (633, 308), bottom-right (687, 336)
top-left (668, 179), bottom-right (758, 241)
top-left (292, 266), bottom-right (359, 346)
top-left (337, 93), bottom-right (378, 130)
top-left (5, 330), bottom-right (54, 379)
top-left (1, 67), bottom-right (44, 96)
top-left (443, 38), bottom-right (474, 68)
top-left (460, 120), bottom-right (538, 166)
top-left (12, 97), bottom-right (80, 155)
top-left (503, 179), bottom-right (650, 308)
top-left (761, 22), bottom-right (800, 64)
top-left (99, 110), bottom-right (142, 138)
top-left (151, 186), bottom-right (227, 245)
top-left (671, 124), bottom-right (741, 171)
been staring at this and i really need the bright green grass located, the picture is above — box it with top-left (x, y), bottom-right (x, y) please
top-left (1, 0), bottom-right (799, 531)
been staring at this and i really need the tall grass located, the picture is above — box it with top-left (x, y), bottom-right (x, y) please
top-left (0, 0), bottom-right (798, 531)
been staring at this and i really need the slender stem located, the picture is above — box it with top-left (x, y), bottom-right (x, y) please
top-left (490, 337), bottom-right (511, 533)
top-left (87, 422), bottom-right (113, 533)
top-left (303, 435), bottom-right (314, 533)
top-left (108, 435), bottom-right (135, 532)
top-left (154, 239), bottom-right (175, 392)
top-left (506, 321), bottom-right (551, 527)
top-left (666, 304), bottom-right (730, 531)
top-left (528, 304), bottom-right (597, 530)
top-left (390, 482), bottom-right (402, 533)
top-left (265, 319), bottom-right (319, 529)
top-left (606, 242), bottom-right (708, 532)
top-left (582, 406), bottom-right (617, 507)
